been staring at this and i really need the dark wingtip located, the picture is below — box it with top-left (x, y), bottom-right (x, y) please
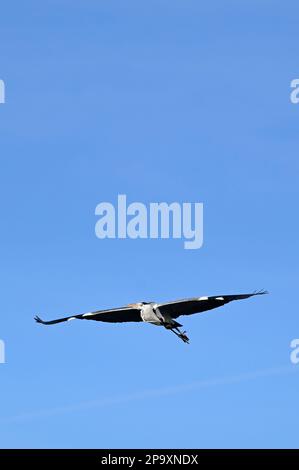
top-left (253, 289), bottom-right (269, 295)
top-left (34, 315), bottom-right (45, 324)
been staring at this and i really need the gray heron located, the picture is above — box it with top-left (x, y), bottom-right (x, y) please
top-left (35, 290), bottom-right (267, 344)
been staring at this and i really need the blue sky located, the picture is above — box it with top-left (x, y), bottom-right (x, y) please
top-left (0, 0), bottom-right (298, 448)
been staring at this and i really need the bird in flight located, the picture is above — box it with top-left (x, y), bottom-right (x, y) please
top-left (35, 290), bottom-right (267, 344)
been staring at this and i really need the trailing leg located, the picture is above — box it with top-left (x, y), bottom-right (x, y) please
top-left (170, 327), bottom-right (190, 344)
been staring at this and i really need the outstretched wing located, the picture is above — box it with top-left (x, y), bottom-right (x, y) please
top-left (35, 306), bottom-right (142, 325)
top-left (157, 291), bottom-right (268, 319)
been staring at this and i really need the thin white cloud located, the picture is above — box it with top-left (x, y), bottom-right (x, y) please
top-left (3, 364), bottom-right (298, 423)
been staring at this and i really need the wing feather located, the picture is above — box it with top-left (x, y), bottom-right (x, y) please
top-left (157, 291), bottom-right (268, 319)
top-left (35, 306), bottom-right (142, 325)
